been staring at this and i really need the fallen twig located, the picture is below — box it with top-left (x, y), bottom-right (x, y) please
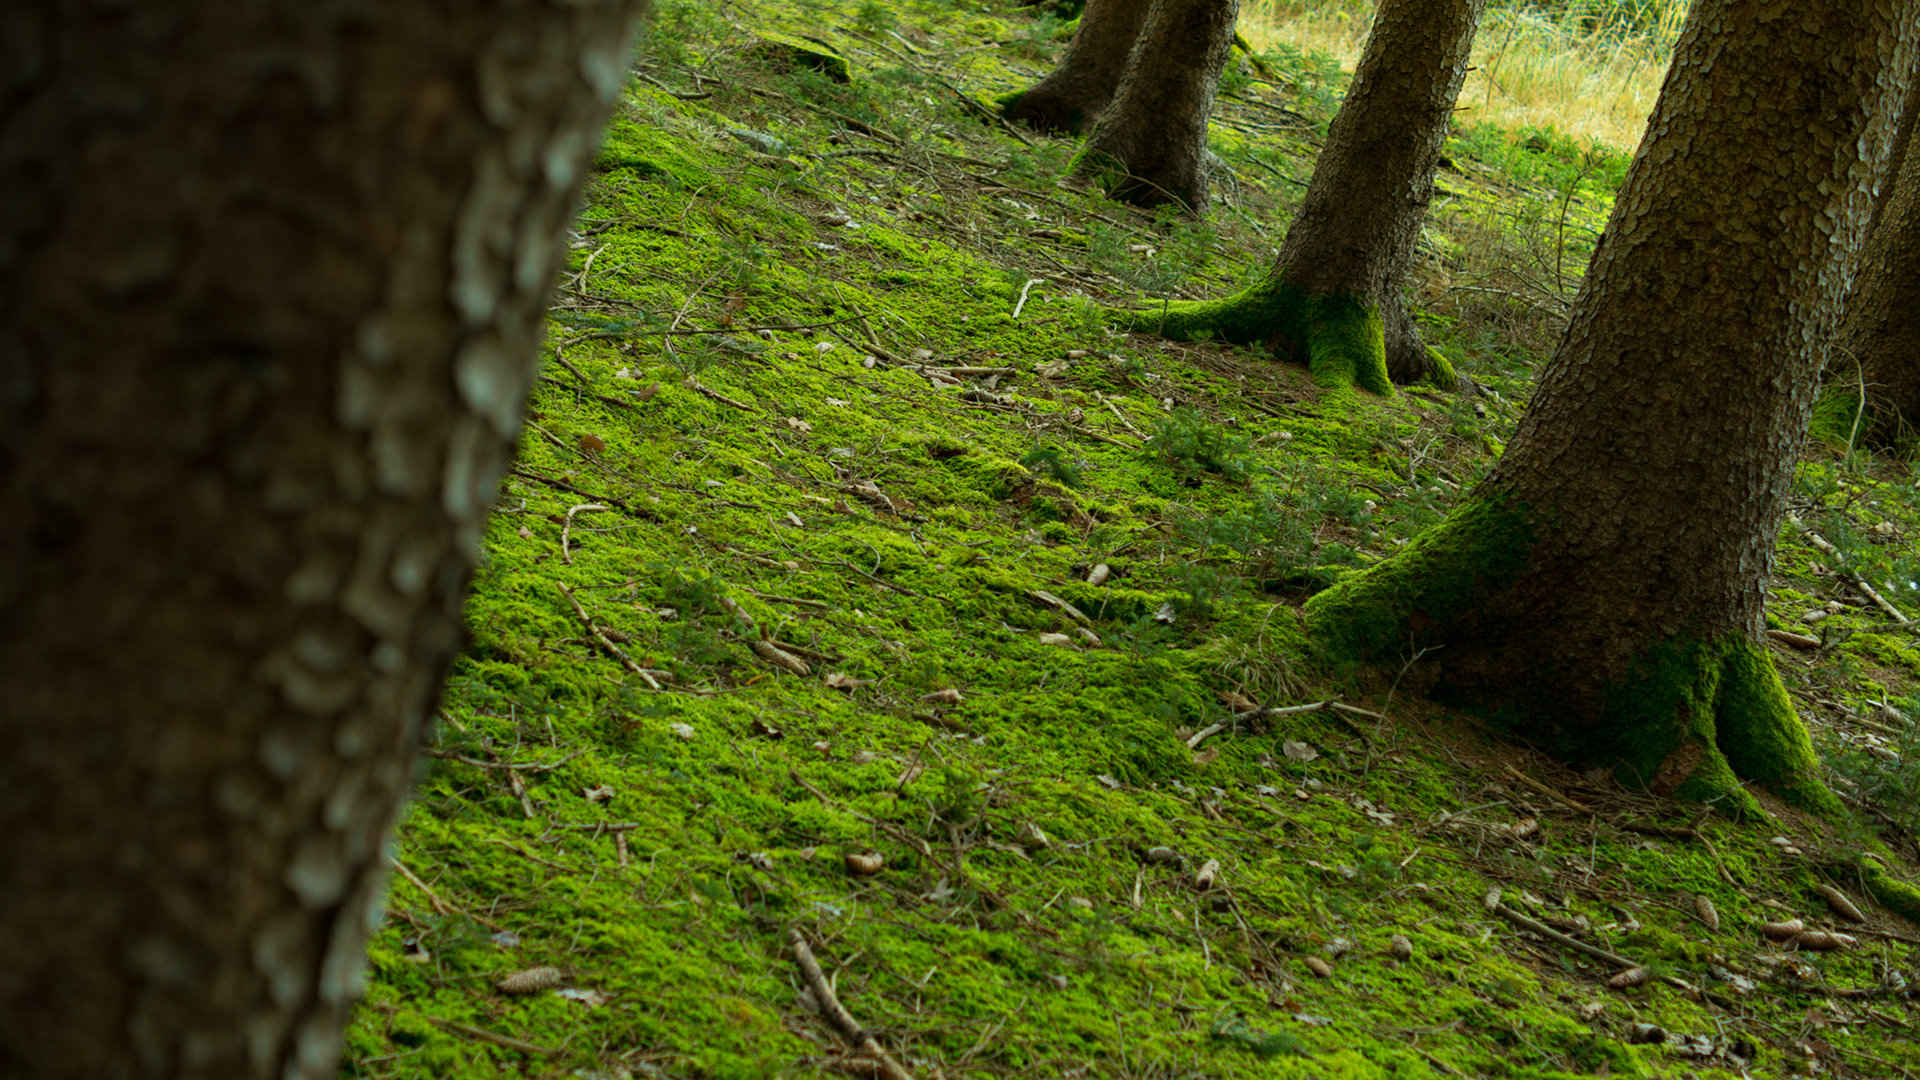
top-left (388, 857), bottom-right (504, 931)
top-left (562, 502), bottom-right (608, 565)
top-left (426, 1017), bottom-right (557, 1057)
top-left (422, 748), bottom-right (585, 773)
top-left (560, 584), bottom-right (665, 690)
top-left (1793, 518), bottom-right (1911, 624)
top-left (789, 929), bottom-right (917, 1080)
top-left (1094, 392), bottom-right (1145, 439)
top-left (1011, 278), bottom-right (1044, 319)
top-left (687, 377), bottom-right (755, 411)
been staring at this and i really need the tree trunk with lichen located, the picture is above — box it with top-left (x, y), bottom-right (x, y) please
top-left (1125, 0), bottom-right (1482, 390)
top-left (1000, 0), bottom-right (1149, 134)
top-left (0, 3), bottom-right (646, 1077)
top-left (1303, 1), bottom-right (1918, 814)
top-left (1070, 0), bottom-right (1238, 213)
top-left (1830, 75), bottom-right (1920, 448)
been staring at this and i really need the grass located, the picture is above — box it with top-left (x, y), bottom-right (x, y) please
top-left (342, 0), bottom-right (1920, 1076)
top-left (1240, 0), bottom-right (1686, 150)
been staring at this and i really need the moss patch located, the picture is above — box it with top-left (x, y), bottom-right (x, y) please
top-left (1123, 282), bottom-right (1395, 395)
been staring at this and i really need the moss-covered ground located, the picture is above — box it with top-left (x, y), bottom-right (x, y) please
top-left (345, 3), bottom-right (1920, 1077)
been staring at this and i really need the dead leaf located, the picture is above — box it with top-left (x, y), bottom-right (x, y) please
top-left (825, 672), bottom-right (871, 691)
top-left (784, 416), bottom-right (813, 433)
top-left (921, 688), bottom-right (964, 704)
top-left (554, 987), bottom-right (608, 1007)
top-left (668, 722), bottom-right (696, 740)
top-left (578, 433), bottom-right (607, 454)
top-left (582, 785), bottom-right (614, 803)
top-left (1282, 740), bottom-right (1318, 763)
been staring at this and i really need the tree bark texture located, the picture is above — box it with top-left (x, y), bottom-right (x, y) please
top-left (0, 3), bottom-right (645, 1077)
top-left (1129, 0), bottom-right (1483, 389)
top-left (1834, 73), bottom-right (1920, 447)
top-left (1072, 0), bottom-right (1238, 213)
top-left (1001, 0), bottom-right (1149, 135)
top-left (1306, 0), bottom-right (1919, 808)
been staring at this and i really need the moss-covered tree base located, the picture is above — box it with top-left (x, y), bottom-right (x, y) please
top-left (1303, 497), bottom-right (1838, 815)
top-left (1121, 283), bottom-right (1396, 394)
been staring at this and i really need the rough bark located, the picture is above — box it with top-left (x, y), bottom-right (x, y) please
top-left (1305, 1), bottom-right (1919, 811)
top-left (1125, 0), bottom-right (1483, 388)
top-left (1071, 0), bottom-right (1238, 213)
top-left (1000, 0), bottom-right (1149, 134)
top-left (1832, 73), bottom-right (1920, 447)
top-left (0, 3), bottom-right (645, 1077)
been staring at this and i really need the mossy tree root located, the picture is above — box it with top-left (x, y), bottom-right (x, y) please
top-left (1856, 857), bottom-right (1920, 924)
top-left (1121, 283), bottom-right (1394, 395)
top-left (1303, 497), bottom-right (1837, 815)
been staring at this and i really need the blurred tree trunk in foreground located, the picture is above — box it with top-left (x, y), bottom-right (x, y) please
top-left (0, 2), bottom-right (646, 1075)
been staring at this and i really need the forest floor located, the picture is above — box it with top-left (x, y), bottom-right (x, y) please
top-left (345, 1), bottom-right (1920, 1076)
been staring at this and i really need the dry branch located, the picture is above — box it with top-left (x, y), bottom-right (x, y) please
top-left (560, 584), bottom-right (664, 690)
top-left (789, 929), bottom-right (916, 1080)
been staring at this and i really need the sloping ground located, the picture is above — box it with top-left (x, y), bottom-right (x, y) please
top-left (344, 2), bottom-right (1920, 1077)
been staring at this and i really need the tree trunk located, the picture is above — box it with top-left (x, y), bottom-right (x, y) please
top-left (1126, 0), bottom-right (1483, 389)
top-left (1832, 74), bottom-right (1920, 447)
top-left (1000, 0), bottom-right (1149, 135)
top-left (1070, 0), bottom-right (1238, 213)
top-left (0, 3), bottom-right (645, 1077)
top-left (1304, 1), bottom-right (1918, 812)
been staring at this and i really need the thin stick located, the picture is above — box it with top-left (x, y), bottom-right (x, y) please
top-left (426, 1017), bottom-right (557, 1057)
top-left (687, 377), bottom-right (755, 411)
top-left (560, 584), bottom-right (664, 690)
top-left (422, 748), bottom-right (585, 773)
top-left (1011, 278), bottom-right (1044, 319)
top-left (789, 930), bottom-right (917, 1080)
top-left (389, 858), bottom-right (454, 917)
top-left (562, 503), bottom-right (609, 565)
top-left (388, 858), bottom-right (504, 931)
top-left (1186, 723), bottom-right (1225, 749)
top-left (1095, 392), bottom-right (1145, 438)
top-left (1502, 762), bottom-right (1596, 815)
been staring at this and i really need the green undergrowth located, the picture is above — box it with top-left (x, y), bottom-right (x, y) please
top-left (346, 1), bottom-right (1920, 1077)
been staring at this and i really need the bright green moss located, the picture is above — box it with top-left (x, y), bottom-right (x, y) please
top-left (1122, 282), bottom-right (1394, 395)
top-left (1303, 495), bottom-right (1535, 661)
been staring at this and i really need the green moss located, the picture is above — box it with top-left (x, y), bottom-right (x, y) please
top-left (1122, 282), bottom-right (1394, 395)
top-left (1304, 495), bottom-right (1535, 660)
top-left (1858, 857), bottom-right (1920, 923)
top-left (1306, 497), bottom-right (1833, 811)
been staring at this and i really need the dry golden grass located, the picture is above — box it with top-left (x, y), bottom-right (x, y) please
top-left (1240, 0), bottom-right (1686, 151)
